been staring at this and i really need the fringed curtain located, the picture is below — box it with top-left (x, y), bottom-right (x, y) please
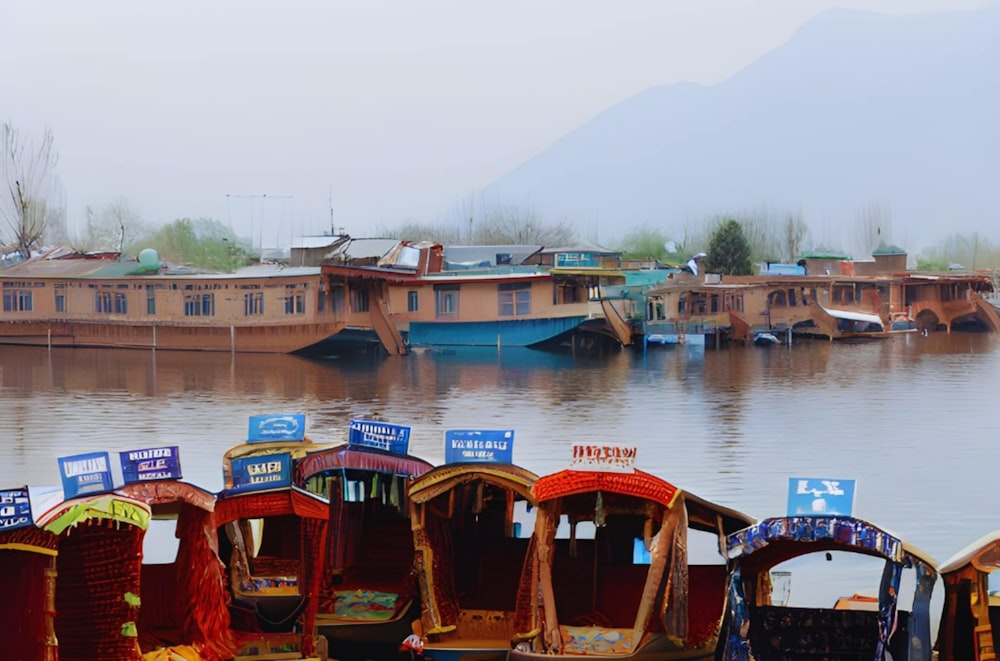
top-left (55, 519), bottom-right (144, 661)
top-left (3, 549), bottom-right (54, 661)
top-left (175, 503), bottom-right (236, 661)
top-left (299, 516), bottom-right (328, 657)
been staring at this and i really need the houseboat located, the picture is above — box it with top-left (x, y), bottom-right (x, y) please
top-left (116, 446), bottom-right (237, 660)
top-left (0, 486), bottom-right (59, 661)
top-left (408, 429), bottom-right (536, 661)
top-left (719, 478), bottom-right (938, 661)
top-left (509, 444), bottom-right (755, 661)
top-left (936, 531), bottom-right (1000, 661)
top-left (641, 258), bottom-right (999, 347)
top-left (293, 419), bottom-right (433, 657)
top-left (318, 241), bottom-right (635, 356)
top-left (216, 414), bottom-right (334, 660)
top-left (0, 248), bottom-right (344, 353)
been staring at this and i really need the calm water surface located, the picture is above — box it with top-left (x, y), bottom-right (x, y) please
top-left (2, 333), bottom-right (999, 610)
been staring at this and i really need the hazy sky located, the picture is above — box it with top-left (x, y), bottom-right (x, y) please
top-left (3, 0), bottom-right (993, 249)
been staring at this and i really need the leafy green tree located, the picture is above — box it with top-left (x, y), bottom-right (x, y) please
top-left (704, 219), bottom-right (753, 275)
top-left (134, 218), bottom-right (250, 272)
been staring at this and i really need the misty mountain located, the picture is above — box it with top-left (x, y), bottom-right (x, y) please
top-left (476, 6), bottom-right (1000, 254)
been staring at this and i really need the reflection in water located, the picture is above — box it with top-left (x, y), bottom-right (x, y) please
top-left (2, 334), bottom-right (1000, 610)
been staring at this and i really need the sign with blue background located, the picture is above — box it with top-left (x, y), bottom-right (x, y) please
top-left (348, 419), bottom-right (410, 454)
top-left (248, 413), bottom-right (307, 443)
top-left (228, 453), bottom-right (292, 493)
top-left (58, 451), bottom-right (114, 499)
top-left (0, 487), bottom-right (33, 530)
top-left (787, 477), bottom-right (856, 516)
top-left (445, 429), bottom-right (514, 463)
top-left (120, 446), bottom-right (182, 483)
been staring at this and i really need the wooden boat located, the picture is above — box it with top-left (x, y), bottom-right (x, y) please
top-left (720, 515), bottom-right (938, 661)
top-left (36, 492), bottom-right (153, 661)
top-left (936, 530), bottom-right (1000, 661)
top-left (292, 421), bottom-right (433, 656)
top-left (117, 444), bottom-right (237, 661)
top-left (216, 415), bottom-right (334, 660)
top-left (508, 445), bottom-right (755, 661)
top-left (0, 485), bottom-right (59, 661)
top-left (408, 460), bottom-right (539, 661)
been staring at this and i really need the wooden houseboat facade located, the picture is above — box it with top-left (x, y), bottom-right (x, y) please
top-left (319, 241), bottom-right (635, 356)
top-left (0, 251), bottom-right (343, 353)
top-left (642, 270), bottom-right (1000, 346)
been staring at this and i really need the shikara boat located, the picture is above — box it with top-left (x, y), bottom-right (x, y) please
top-left (36, 492), bottom-right (153, 661)
top-left (509, 449), bottom-right (755, 661)
top-left (293, 427), bottom-right (433, 656)
top-left (408, 461), bottom-right (539, 661)
top-left (0, 486), bottom-right (59, 661)
top-left (936, 530), bottom-right (1000, 661)
top-left (217, 418), bottom-right (334, 661)
top-left (720, 515), bottom-right (938, 661)
top-left (118, 469), bottom-right (237, 660)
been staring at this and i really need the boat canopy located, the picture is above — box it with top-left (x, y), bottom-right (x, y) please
top-left (533, 468), bottom-right (680, 509)
top-left (409, 461), bottom-right (538, 505)
top-left (939, 530), bottom-right (1000, 575)
top-left (294, 445), bottom-right (433, 483)
top-left (727, 515), bottom-right (936, 570)
top-left (117, 480), bottom-right (216, 512)
top-left (214, 485), bottom-right (330, 526)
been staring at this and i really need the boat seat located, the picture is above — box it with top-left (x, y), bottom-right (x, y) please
top-left (230, 595), bottom-right (307, 633)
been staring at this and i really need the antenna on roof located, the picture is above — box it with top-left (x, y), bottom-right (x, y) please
top-left (329, 186), bottom-right (335, 235)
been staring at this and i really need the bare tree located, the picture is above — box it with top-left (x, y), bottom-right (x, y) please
top-left (853, 202), bottom-right (893, 257)
top-left (1, 122), bottom-right (59, 258)
top-left (473, 205), bottom-right (576, 245)
top-left (82, 198), bottom-right (148, 256)
top-left (783, 212), bottom-right (809, 262)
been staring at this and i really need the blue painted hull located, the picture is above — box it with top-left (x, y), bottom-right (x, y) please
top-left (407, 316), bottom-right (589, 347)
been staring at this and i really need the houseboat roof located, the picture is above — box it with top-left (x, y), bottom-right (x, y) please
top-left (408, 462), bottom-right (539, 505)
top-left (443, 244), bottom-right (543, 267)
top-left (292, 234), bottom-right (349, 250)
top-left (939, 530), bottom-right (1000, 575)
top-left (0, 254), bottom-right (322, 280)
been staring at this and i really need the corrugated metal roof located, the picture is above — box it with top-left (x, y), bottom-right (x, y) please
top-left (292, 234), bottom-right (348, 249)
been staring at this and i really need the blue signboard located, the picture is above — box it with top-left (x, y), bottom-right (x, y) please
top-left (0, 487), bottom-right (33, 531)
top-left (348, 419), bottom-right (410, 454)
top-left (247, 413), bottom-right (307, 443)
top-left (228, 453), bottom-right (292, 493)
top-left (787, 477), bottom-right (856, 516)
top-left (120, 446), bottom-right (182, 484)
top-left (444, 429), bottom-right (514, 464)
top-left (58, 451), bottom-right (115, 499)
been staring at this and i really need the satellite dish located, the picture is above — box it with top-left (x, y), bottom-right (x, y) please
top-left (664, 241), bottom-right (678, 253)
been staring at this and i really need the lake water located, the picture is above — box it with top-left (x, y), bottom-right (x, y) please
top-left (2, 333), bottom-right (999, 615)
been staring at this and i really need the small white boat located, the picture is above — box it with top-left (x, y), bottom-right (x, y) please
top-left (753, 331), bottom-right (779, 346)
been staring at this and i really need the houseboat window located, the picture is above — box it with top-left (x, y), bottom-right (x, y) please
top-left (2, 289), bottom-right (33, 312)
top-left (734, 294), bottom-right (744, 312)
top-left (788, 289), bottom-right (797, 306)
top-left (95, 291), bottom-right (113, 313)
top-left (350, 287), bottom-right (369, 313)
top-left (184, 293), bottom-right (215, 316)
top-left (434, 286), bottom-right (459, 317)
top-left (146, 285), bottom-right (155, 315)
top-left (317, 290), bottom-right (326, 313)
top-left (710, 294), bottom-right (719, 313)
top-left (55, 287), bottom-right (66, 313)
top-left (407, 290), bottom-right (418, 312)
top-left (498, 282), bottom-right (531, 316)
top-left (113, 293), bottom-right (127, 314)
top-left (285, 292), bottom-right (305, 315)
top-left (244, 292), bottom-right (264, 316)
top-left (678, 295), bottom-right (686, 313)
top-left (770, 290), bottom-right (787, 307)
top-left (554, 281), bottom-right (581, 305)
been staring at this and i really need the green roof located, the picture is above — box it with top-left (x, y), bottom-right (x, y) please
top-left (872, 243), bottom-right (907, 256)
top-left (800, 251), bottom-right (851, 260)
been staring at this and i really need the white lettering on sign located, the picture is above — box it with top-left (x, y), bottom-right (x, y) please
top-left (63, 456), bottom-right (108, 477)
top-left (571, 444), bottom-right (637, 472)
top-left (127, 448), bottom-right (173, 461)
